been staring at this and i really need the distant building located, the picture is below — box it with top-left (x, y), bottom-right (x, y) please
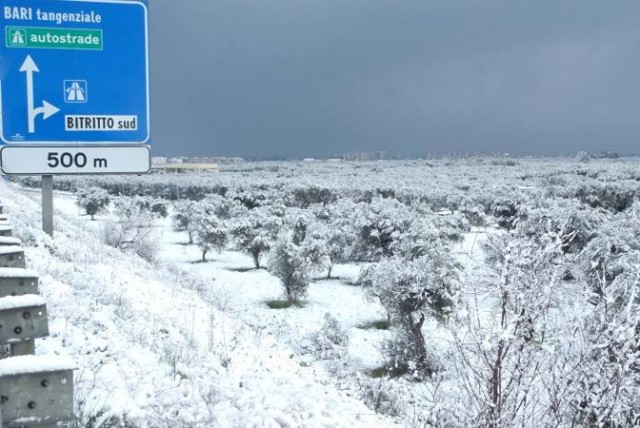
top-left (183, 156), bottom-right (244, 164)
top-left (152, 163), bottom-right (219, 174)
top-left (151, 156), bottom-right (168, 166)
top-left (151, 155), bottom-right (243, 169)
top-left (342, 151), bottom-right (388, 161)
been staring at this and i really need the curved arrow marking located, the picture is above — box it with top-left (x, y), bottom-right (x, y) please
top-left (20, 55), bottom-right (60, 133)
top-left (35, 100), bottom-right (60, 120)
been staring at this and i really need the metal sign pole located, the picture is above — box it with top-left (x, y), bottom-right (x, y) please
top-left (42, 175), bottom-right (53, 237)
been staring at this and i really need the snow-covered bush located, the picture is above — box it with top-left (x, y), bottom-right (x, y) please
top-left (490, 197), bottom-right (520, 229)
top-left (102, 196), bottom-right (159, 262)
top-left (563, 261), bottom-right (640, 426)
top-left (290, 186), bottom-right (336, 208)
top-left (308, 313), bottom-right (349, 359)
top-left (357, 378), bottom-right (402, 416)
top-left (76, 186), bottom-right (110, 220)
top-left (452, 224), bottom-right (567, 426)
top-left (579, 204), bottom-right (640, 295)
top-left (459, 200), bottom-right (487, 227)
top-left (575, 182), bottom-right (637, 213)
top-left (230, 188), bottom-right (267, 210)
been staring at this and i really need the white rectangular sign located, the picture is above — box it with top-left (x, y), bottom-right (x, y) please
top-left (65, 115), bottom-right (139, 131)
top-left (0, 145), bottom-right (150, 175)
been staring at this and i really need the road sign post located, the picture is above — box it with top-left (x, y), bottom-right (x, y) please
top-left (42, 175), bottom-right (53, 237)
top-left (0, 0), bottom-right (151, 236)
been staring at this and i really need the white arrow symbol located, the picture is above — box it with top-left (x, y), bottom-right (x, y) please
top-left (20, 55), bottom-right (60, 133)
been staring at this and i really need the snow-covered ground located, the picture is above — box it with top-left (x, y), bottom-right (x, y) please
top-left (6, 158), bottom-right (639, 426)
top-left (1, 180), bottom-right (402, 427)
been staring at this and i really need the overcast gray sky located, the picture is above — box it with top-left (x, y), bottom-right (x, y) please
top-left (149, 0), bottom-right (640, 159)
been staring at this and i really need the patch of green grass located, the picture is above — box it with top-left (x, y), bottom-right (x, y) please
top-left (265, 299), bottom-right (305, 309)
top-left (357, 319), bottom-right (390, 330)
top-left (369, 366), bottom-right (390, 378)
top-left (228, 266), bottom-right (266, 272)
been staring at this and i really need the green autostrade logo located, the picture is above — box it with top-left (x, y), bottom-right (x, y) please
top-left (6, 26), bottom-right (103, 50)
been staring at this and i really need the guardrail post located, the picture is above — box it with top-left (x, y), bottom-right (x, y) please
top-left (0, 356), bottom-right (75, 427)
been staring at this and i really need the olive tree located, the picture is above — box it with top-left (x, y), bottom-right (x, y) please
top-left (360, 240), bottom-right (459, 376)
top-left (76, 186), bottom-right (110, 220)
top-left (269, 235), bottom-right (311, 303)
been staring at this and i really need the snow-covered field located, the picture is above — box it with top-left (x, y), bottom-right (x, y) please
top-left (3, 157), bottom-right (640, 427)
top-left (1, 180), bottom-right (400, 427)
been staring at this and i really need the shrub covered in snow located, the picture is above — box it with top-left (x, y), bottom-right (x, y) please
top-left (308, 313), bottom-right (349, 359)
top-left (102, 196), bottom-right (159, 261)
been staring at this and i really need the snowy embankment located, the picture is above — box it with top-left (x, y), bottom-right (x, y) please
top-left (0, 180), bottom-right (397, 427)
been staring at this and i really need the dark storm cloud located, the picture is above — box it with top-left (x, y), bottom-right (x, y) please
top-left (149, 0), bottom-right (640, 158)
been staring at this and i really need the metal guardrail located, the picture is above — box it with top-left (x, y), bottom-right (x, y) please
top-left (0, 214), bottom-right (75, 428)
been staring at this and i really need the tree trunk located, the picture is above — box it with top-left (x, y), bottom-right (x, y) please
top-left (487, 287), bottom-right (509, 427)
top-left (327, 265), bottom-right (332, 279)
top-left (488, 339), bottom-right (504, 427)
top-left (252, 250), bottom-right (260, 269)
top-left (202, 249), bottom-right (207, 262)
top-left (410, 313), bottom-right (427, 365)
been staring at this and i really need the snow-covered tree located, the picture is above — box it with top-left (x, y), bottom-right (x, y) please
top-left (269, 235), bottom-right (310, 302)
top-left (192, 213), bottom-right (228, 262)
top-left (313, 202), bottom-right (358, 272)
top-left (351, 198), bottom-right (412, 261)
top-left (172, 200), bottom-right (198, 243)
top-left (231, 207), bottom-right (281, 269)
top-left (76, 186), bottom-right (110, 220)
top-left (360, 241), bottom-right (459, 376)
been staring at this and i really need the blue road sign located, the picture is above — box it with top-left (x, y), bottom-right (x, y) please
top-left (0, 0), bottom-right (149, 144)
